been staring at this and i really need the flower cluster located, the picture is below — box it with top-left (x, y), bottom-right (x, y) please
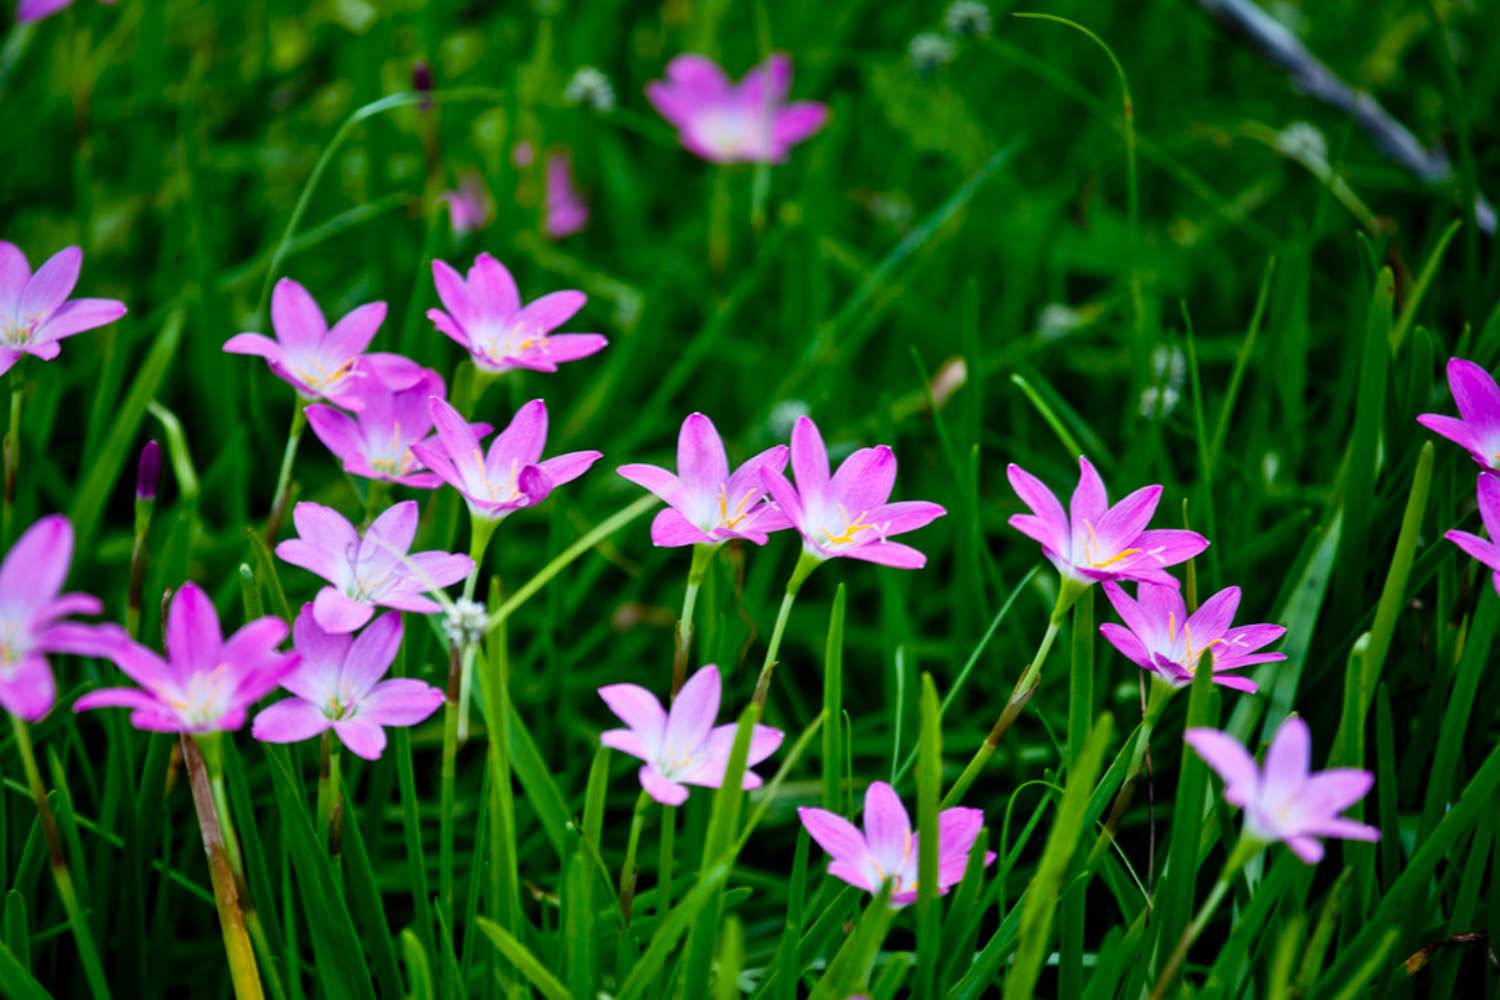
top-left (1421, 357), bottom-right (1500, 593)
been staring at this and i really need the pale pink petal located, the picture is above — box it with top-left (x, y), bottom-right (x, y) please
top-left (0, 514), bottom-right (72, 607)
top-left (650, 508), bottom-right (712, 547)
top-left (274, 539), bottom-right (341, 585)
top-left (842, 540), bottom-right (926, 569)
top-left (664, 664), bottom-right (720, 757)
top-left (600, 728), bottom-right (649, 760)
top-left (640, 766), bottom-right (691, 805)
top-left (164, 583), bottom-right (223, 674)
top-left (339, 612), bottom-right (402, 699)
top-left (797, 806), bottom-right (869, 867)
top-left (223, 332), bottom-right (284, 361)
top-left (313, 589), bottom-right (375, 634)
top-left (468, 253), bottom-right (521, 318)
top-left (333, 718), bottom-right (388, 760)
top-left (1286, 836), bottom-right (1324, 864)
top-left (291, 502), bottom-right (359, 558)
top-left (617, 463), bottom-right (683, 507)
top-left (598, 683), bottom-right (667, 752)
top-left (1069, 457), bottom-right (1109, 534)
top-left (358, 678), bottom-right (444, 727)
top-left (535, 450), bottom-right (601, 487)
top-left (33, 298), bottom-right (126, 343)
top-left (19, 246), bottom-right (81, 321)
top-left (830, 446), bottom-right (896, 514)
top-left (677, 413), bottom-right (730, 503)
top-left (252, 699), bottom-right (332, 744)
top-left (0, 242), bottom-right (30, 311)
top-left (270, 278), bottom-right (328, 349)
top-left (366, 500), bottom-right (420, 556)
top-left (1006, 464), bottom-right (1069, 551)
top-left (789, 416), bottom-right (830, 503)
top-left (0, 655), bottom-right (56, 721)
top-left (1263, 716), bottom-right (1311, 800)
top-left (1184, 728), bottom-right (1259, 806)
top-left (863, 781), bottom-right (913, 875)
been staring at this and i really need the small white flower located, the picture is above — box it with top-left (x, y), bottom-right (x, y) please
top-left (908, 32), bottom-right (955, 75)
top-left (443, 599), bottom-right (489, 649)
top-left (1139, 384), bottom-right (1182, 419)
top-left (943, 1), bottom-right (992, 38)
top-left (1151, 344), bottom-right (1187, 391)
top-left (564, 66), bottom-right (616, 114)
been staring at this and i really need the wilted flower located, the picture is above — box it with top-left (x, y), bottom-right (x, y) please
top-left (544, 153), bottom-right (589, 240)
top-left (943, 1), bottom-right (993, 37)
top-left (427, 253), bottom-right (607, 374)
top-left (617, 412), bottom-right (789, 547)
top-left (1006, 457), bottom-right (1208, 588)
top-left (646, 53), bottom-right (827, 164)
top-left (1100, 581), bottom-right (1285, 693)
top-left (0, 516), bottom-right (119, 721)
top-left (442, 172), bottom-right (493, 236)
top-left (74, 582), bottom-right (296, 733)
top-left (761, 416), bottom-right (945, 568)
top-left (798, 781), bottom-right (995, 906)
top-left (252, 607), bottom-right (443, 760)
top-left (1186, 716), bottom-right (1378, 864)
top-left (0, 242), bottom-right (126, 376)
top-left (1417, 357), bottom-right (1500, 471)
top-left (1444, 472), bottom-right (1500, 594)
top-left (563, 66), bottom-right (616, 113)
top-left (908, 32), bottom-right (955, 75)
top-left (275, 501), bottom-right (472, 633)
top-left (598, 664), bottom-right (782, 805)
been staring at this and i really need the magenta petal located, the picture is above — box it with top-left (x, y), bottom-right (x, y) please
top-left (617, 463), bottom-right (683, 507)
top-left (1098, 622), bottom-right (1152, 669)
top-left (760, 467), bottom-right (805, 529)
top-left (829, 446), bottom-right (896, 514)
top-left (0, 514), bottom-right (73, 608)
top-left (600, 728), bottom-right (648, 760)
top-left (1184, 728), bottom-right (1258, 804)
top-left (650, 508), bottom-right (712, 547)
top-left (359, 678), bottom-right (444, 727)
top-left (1416, 413), bottom-right (1481, 455)
top-left (20, 246), bottom-right (82, 320)
top-left (515, 290), bottom-right (586, 333)
top-left (862, 781), bottom-right (912, 874)
top-left (639, 766), bottom-right (690, 805)
top-left (663, 664), bottom-right (720, 756)
top-left (1069, 456), bottom-right (1109, 532)
top-left (790, 416), bottom-right (830, 499)
top-left (541, 334), bottom-right (606, 363)
top-left (431, 259), bottom-right (478, 330)
top-left (252, 698), bottom-right (331, 744)
top-left (313, 589), bottom-right (375, 634)
top-left (323, 301), bottom-right (386, 358)
top-left (165, 582), bottom-right (223, 674)
top-left (1186, 586), bottom-right (1241, 642)
top-left (0, 655), bottom-right (56, 721)
top-left (842, 540), bottom-right (926, 569)
top-left (798, 806), bottom-right (869, 867)
top-left (334, 718), bottom-right (388, 760)
top-left (34, 297), bottom-right (126, 343)
top-left (598, 682), bottom-right (667, 750)
top-left (469, 253), bottom-right (522, 318)
top-left (535, 450), bottom-right (602, 487)
top-left (865, 500), bottom-right (944, 536)
top-left (1092, 483), bottom-right (1162, 554)
top-left (271, 278), bottom-right (328, 349)
top-left (1263, 716), bottom-right (1311, 795)
top-left (1447, 358), bottom-right (1500, 431)
top-left (1006, 464), bottom-right (1068, 549)
top-left (0, 242), bottom-right (30, 308)
top-left (1478, 472), bottom-right (1500, 539)
top-left (677, 413), bottom-right (729, 503)
top-left (772, 103), bottom-right (828, 147)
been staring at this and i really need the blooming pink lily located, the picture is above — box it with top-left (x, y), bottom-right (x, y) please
top-left (1100, 582), bottom-right (1285, 694)
top-left (1417, 358), bottom-right (1500, 470)
top-left (798, 781), bottom-right (995, 906)
top-left (759, 416), bottom-right (945, 568)
top-left (0, 516), bottom-right (120, 721)
top-left (412, 397), bottom-right (602, 522)
top-left (1007, 457), bottom-right (1207, 587)
top-left (598, 664), bottom-right (783, 805)
top-left (1185, 716), bottom-right (1378, 864)
top-left (0, 242), bottom-right (126, 376)
top-left (305, 368), bottom-right (491, 488)
top-left (544, 153), bottom-right (589, 239)
top-left (252, 606), bottom-right (443, 760)
top-left (427, 253), bottom-right (606, 374)
top-left (17, 0), bottom-right (115, 24)
top-left (1444, 472), bottom-right (1500, 595)
top-left (74, 582), bottom-right (296, 733)
top-left (275, 501), bottom-right (472, 633)
top-left (646, 53), bottom-right (827, 164)
top-left (618, 412), bottom-right (789, 546)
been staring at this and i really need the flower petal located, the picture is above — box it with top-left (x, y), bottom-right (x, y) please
top-left (20, 246), bottom-right (82, 321)
top-left (252, 698), bottom-right (332, 745)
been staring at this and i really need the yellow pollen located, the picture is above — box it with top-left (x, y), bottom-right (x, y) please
top-left (1082, 519), bottom-right (1141, 568)
top-left (717, 485), bottom-right (758, 529)
top-left (823, 504), bottom-right (876, 546)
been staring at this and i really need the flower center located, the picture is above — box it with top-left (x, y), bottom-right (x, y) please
top-left (294, 356), bottom-right (358, 393)
top-left (715, 484), bottom-right (758, 531)
top-left (1080, 519), bottom-right (1141, 569)
top-left (822, 504), bottom-right (878, 548)
top-left (0, 618), bottom-right (31, 674)
top-left (168, 664), bottom-right (236, 727)
top-left (1164, 613), bottom-right (1224, 675)
top-left (323, 696), bottom-right (356, 721)
top-left (1, 318), bottom-right (35, 347)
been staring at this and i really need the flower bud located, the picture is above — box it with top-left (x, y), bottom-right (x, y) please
top-left (136, 440), bottom-right (161, 501)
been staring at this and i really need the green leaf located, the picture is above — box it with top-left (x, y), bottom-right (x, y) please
top-left (473, 918), bottom-right (571, 1000)
top-left (0, 938), bottom-right (49, 1000)
top-left (915, 673), bottom-right (942, 997)
top-left (822, 584), bottom-right (847, 813)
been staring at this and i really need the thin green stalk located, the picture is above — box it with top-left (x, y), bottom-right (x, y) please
top-left (263, 403), bottom-right (306, 543)
top-left (657, 804), bottom-right (676, 920)
top-left (751, 550), bottom-right (822, 706)
top-left (316, 732), bottom-right (344, 870)
top-left (1148, 837), bottom-right (1261, 999)
top-left (2, 383), bottom-right (20, 547)
top-left (438, 639), bottom-right (462, 954)
top-left (479, 585), bottom-right (521, 984)
top-left (457, 514), bottom-right (500, 741)
top-left (617, 789), bottom-right (652, 925)
top-left (708, 167), bottom-right (732, 276)
top-left (673, 544), bottom-right (716, 697)
top-left (10, 717), bottom-right (111, 1000)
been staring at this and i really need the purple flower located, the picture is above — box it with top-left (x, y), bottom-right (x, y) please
top-left (136, 440), bottom-right (161, 501)
top-left (224, 277), bottom-right (395, 407)
top-left (759, 416), bottom-right (945, 568)
top-left (646, 53), bottom-right (827, 164)
top-left (0, 516), bottom-right (119, 721)
top-left (1417, 358), bottom-right (1500, 471)
top-left (442, 172), bottom-right (493, 237)
top-left (1007, 457), bottom-right (1208, 587)
top-left (1185, 716), bottom-right (1378, 864)
top-left (618, 412), bottom-right (790, 547)
top-left (274, 501), bottom-right (472, 633)
top-left (74, 582), bottom-right (296, 733)
top-left (1444, 472), bottom-right (1500, 594)
top-left (305, 368), bottom-right (490, 488)
top-left (411, 397), bottom-right (602, 522)
top-left (252, 606), bottom-right (443, 760)
top-left (1099, 582), bottom-right (1285, 694)
top-left (427, 253), bottom-right (607, 375)
top-left (0, 242), bottom-right (126, 376)
top-left (598, 664), bottom-right (783, 805)
top-left (544, 153), bottom-right (589, 240)
top-left (797, 781), bottom-right (995, 906)
top-left (17, 0), bottom-right (114, 24)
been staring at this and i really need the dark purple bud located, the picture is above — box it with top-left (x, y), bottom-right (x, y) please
top-left (136, 440), bottom-right (161, 501)
top-left (413, 61), bottom-right (433, 111)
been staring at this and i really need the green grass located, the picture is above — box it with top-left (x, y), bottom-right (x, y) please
top-left (3, 0), bottom-right (1500, 996)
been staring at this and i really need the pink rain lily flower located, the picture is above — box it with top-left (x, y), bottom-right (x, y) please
top-left (252, 606), bottom-right (443, 760)
top-left (0, 242), bottom-right (126, 377)
top-left (74, 582), bottom-right (296, 733)
top-left (442, 172), bottom-right (493, 236)
top-left (0, 516), bottom-right (120, 721)
top-left (275, 501), bottom-right (472, 633)
top-left (412, 397), bottom-right (602, 522)
top-left (759, 416), bottom-right (945, 568)
top-left (1185, 716), bottom-right (1378, 864)
top-left (798, 781), bottom-right (995, 906)
top-left (427, 253), bottom-right (607, 374)
top-left (1007, 457), bottom-right (1208, 587)
top-left (598, 663), bottom-right (783, 806)
top-left (305, 368), bottom-right (491, 488)
top-left (618, 412), bottom-right (790, 547)
top-left (18, 0), bottom-right (115, 24)
top-left (1444, 472), bottom-right (1500, 595)
top-left (544, 153), bottom-right (589, 239)
top-left (1417, 358), bottom-right (1500, 470)
top-left (646, 53), bottom-right (827, 164)
top-left (224, 277), bottom-right (403, 407)
top-left (1100, 582), bottom-right (1285, 694)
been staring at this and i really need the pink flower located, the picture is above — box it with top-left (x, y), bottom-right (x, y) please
top-left (17, 0), bottom-right (114, 24)
top-left (252, 606), bottom-right (443, 760)
top-left (1417, 358), bottom-right (1500, 471)
top-left (224, 277), bottom-right (403, 407)
top-left (442, 172), bottom-right (493, 236)
top-left (1444, 472), bottom-right (1500, 594)
top-left (0, 242), bottom-right (126, 376)
top-left (0, 516), bottom-right (119, 721)
top-left (274, 501), bottom-right (472, 633)
top-left (1185, 716), bottom-right (1378, 864)
top-left (759, 416), bottom-right (945, 568)
top-left (411, 397), bottom-right (602, 522)
top-left (74, 582), bottom-right (296, 733)
top-left (427, 253), bottom-right (607, 374)
top-left (305, 368), bottom-right (490, 488)
top-left (1099, 582), bottom-right (1285, 694)
top-left (798, 781), bottom-right (995, 906)
top-left (618, 412), bottom-right (790, 547)
top-left (1007, 457), bottom-right (1208, 587)
top-left (646, 53), bottom-right (827, 164)
top-left (544, 153), bottom-right (589, 239)
top-left (598, 664), bottom-right (783, 805)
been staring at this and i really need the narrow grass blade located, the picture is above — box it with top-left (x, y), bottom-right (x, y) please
top-left (473, 918), bottom-right (570, 1000)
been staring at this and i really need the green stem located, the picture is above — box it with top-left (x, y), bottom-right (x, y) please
top-left (3, 383), bottom-right (21, 548)
top-left (316, 732), bottom-right (344, 870)
top-left (1148, 837), bottom-right (1261, 999)
top-left (458, 514), bottom-right (500, 742)
top-left (751, 550), bottom-right (822, 707)
top-left (438, 639), bottom-right (462, 948)
top-left (673, 544), bottom-right (716, 698)
top-left (362, 478), bottom-right (391, 526)
top-left (11, 717), bottom-right (112, 1000)
top-left (657, 804), bottom-right (676, 920)
top-left (708, 167), bottom-right (731, 276)
top-left (617, 789), bottom-right (653, 925)
top-left (264, 404), bottom-right (306, 542)
top-left (479, 593), bottom-right (521, 961)
top-left (126, 495), bottom-right (155, 639)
